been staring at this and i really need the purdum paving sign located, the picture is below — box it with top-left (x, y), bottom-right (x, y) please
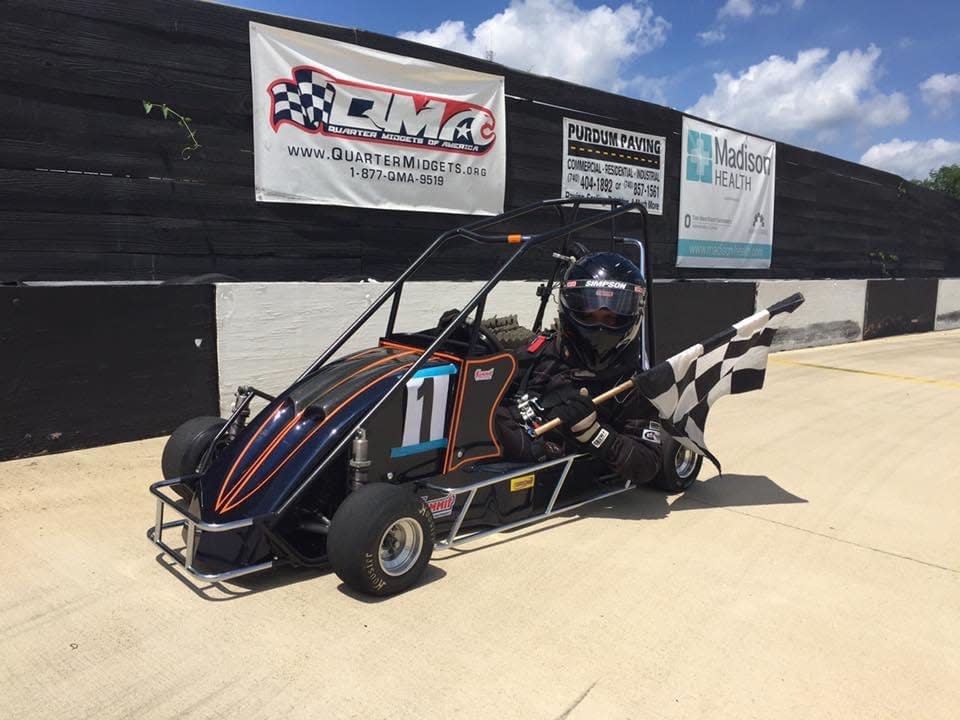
top-left (250, 22), bottom-right (506, 214)
top-left (678, 116), bottom-right (776, 269)
top-left (561, 118), bottom-right (665, 215)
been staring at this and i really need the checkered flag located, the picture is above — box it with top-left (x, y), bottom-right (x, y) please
top-left (270, 69), bottom-right (335, 130)
top-left (634, 293), bottom-right (804, 470)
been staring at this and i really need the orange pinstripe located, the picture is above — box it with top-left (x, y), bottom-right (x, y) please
top-left (217, 361), bottom-right (416, 514)
top-left (216, 349), bottom-right (414, 512)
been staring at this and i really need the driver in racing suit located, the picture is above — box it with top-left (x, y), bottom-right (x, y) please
top-left (495, 252), bottom-right (663, 484)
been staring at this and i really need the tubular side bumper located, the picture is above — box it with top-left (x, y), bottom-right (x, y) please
top-left (427, 454), bottom-right (636, 549)
top-left (147, 476), bottom-right (275, 583)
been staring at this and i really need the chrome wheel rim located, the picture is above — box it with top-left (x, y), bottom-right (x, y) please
top-left (674, 446), bottom-right (699, 479)
top-left (379, 518), bottom-right (424, 577)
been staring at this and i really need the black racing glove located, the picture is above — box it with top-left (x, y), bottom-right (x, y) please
top-left (545, 387), bottom-right (612, 452)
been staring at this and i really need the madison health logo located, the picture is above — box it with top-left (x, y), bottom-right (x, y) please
top-left (686, 129), bottom-right (713, 184)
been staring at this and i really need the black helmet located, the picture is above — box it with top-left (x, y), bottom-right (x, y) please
top-left (557, 252), bottom-right (646, 371)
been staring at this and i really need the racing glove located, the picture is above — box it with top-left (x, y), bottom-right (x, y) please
top-left (546, 387), bottom-right (612, 452)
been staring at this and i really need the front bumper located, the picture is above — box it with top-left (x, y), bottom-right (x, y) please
top-left (147, 476), bottom-right (275, 583)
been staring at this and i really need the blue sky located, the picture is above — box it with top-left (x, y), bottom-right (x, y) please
top-left (227, 0), bottom-right (960, 179)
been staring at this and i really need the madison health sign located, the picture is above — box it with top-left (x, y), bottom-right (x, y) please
top-left (250, 22), bottom-right (506, 214)
top-left (678, 116), bottom-right (776, 269)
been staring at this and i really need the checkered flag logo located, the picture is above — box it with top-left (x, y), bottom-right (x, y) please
top-left (270, 69), bottom-right (335, 131)
top-left (634, 293), bottom-right (804, 470)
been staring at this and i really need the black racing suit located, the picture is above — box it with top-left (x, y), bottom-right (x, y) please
top-left (495, 334), bottom-right (663, 484)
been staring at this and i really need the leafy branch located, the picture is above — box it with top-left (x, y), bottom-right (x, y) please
top-left (142, 100), bottom-right (200, 159)
top-left (869, 250), bottom-right (900, 279)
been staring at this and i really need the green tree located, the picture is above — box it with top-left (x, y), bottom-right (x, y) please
top-left (913, 164), bottom-right (960, 198)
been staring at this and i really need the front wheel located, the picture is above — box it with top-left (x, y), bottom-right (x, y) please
top-left (651, 434), bottom-right (703, 493)
top-left (327, 483), bottom-right (435, 597)
top-left (161, 416), bottom-right (228, 499)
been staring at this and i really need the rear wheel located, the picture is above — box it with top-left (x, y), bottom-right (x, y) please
top-left (327, 483), bottom-right (435, 596)
top-left (651, 434), bottom-right (703, 493)
top-left (161, 416), bottom-right (228, 498)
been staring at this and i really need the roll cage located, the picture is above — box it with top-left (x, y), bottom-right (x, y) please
top-left (211, 197), bottom-right (654, 524)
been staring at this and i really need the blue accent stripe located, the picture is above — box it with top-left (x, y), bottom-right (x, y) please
top-left (412, 364), bottom-right (458, 379)
top-left (390, 438), bottom-right (448, 458)
top-left (678, 238), bottom-right (772, 260)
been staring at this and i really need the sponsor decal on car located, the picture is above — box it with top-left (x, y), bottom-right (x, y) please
top-left (509, 474), bottom-right (536, 492)
top-left (474, 368), bottom-right (495, 381)
top-left (422, 493), bottom-right (456, 518)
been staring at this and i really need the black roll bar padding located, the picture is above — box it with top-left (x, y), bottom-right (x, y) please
top-left (466, 293), bottom-right (487, 356)
top-left (273, 198), bottom-right (647, 518)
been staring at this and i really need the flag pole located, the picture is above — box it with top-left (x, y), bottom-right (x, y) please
top-left (530, 292), bottom-right (805, 439)
top-left (531, 378), bottom-right (636, 437)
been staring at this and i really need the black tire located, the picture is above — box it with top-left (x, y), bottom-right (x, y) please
top-left (327, 483), bottom-right (435, 597)
top-left (161, 416), bottom-right (228, 483)
top-left (651, 434), bottom-right (703, 493)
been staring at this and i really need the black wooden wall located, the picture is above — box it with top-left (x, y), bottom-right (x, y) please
top-left (1, 0), bottom-right (959, 283)
top-left (0, 284), bottom-right (219, 460)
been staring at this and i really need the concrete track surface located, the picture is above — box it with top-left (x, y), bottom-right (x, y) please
top-left (2, 330), bottom-right (959, 720)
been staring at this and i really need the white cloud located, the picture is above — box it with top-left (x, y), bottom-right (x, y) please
top-left (697, 28), bottom-right (726, 45)
top-left (860, 92), bottom-right (911, 127)
top-left (701, 0), bottom-right (788, 48)
top-left (718, 0), bottom-right (754, 19)
top-left (791, 0), bottom-right (805, 8)
top-left (920, 73), bottom-right (960, 116)
top-left (686, 45), bottom-right (910, 140)
top-left (613, 74), bottom-right (669, 104)
top-left (399, 0), bottom-right (669, 92)
top-left (860, 138), bottom-right (960, 179)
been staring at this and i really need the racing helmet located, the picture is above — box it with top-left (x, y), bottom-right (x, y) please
top-left (557, 252), bottom-right (646, 371)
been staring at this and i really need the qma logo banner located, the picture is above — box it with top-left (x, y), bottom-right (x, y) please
top-left (250, 22), bottom-right (506, 214)
top-left (268, 66), bottom-right (497, 156)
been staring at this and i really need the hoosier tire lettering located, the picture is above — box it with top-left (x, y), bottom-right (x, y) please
top-left (327, 483), bottom-right (435, 597)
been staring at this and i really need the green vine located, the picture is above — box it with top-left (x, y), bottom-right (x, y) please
top-left (869, 250), bottom-right (900, 279)
top-left (142, 100), bottom-right (200, 159)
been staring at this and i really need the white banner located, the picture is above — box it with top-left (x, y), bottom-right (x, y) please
top-left (561, 118), bottom-right (665, 215)
top-left (678, 116), bottom-right (776, 268)
top-left (250, 23), bottom-right (506, 214)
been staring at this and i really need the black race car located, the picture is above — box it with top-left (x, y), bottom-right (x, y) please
top-left (148, 198), bottom-right (702, 596)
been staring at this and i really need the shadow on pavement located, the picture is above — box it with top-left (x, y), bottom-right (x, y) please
top-left (156, 474), bottom-right (806, 597)
top-left (153, 553), bottom-right (330, 602)
top-left (582, 473), bottom-right (807, 523)
top-left (335, 565), bottom-right (448, 603)
top-left (436, 474), bottom-right (805, 559)
top-left (674, 473), bottom-right (808, 511)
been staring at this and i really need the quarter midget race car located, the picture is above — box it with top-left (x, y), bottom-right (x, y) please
top-left (149, 197), bottom-right (772, 597)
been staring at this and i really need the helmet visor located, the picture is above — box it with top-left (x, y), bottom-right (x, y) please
top-left (561, 280), bottom-right (646, 325)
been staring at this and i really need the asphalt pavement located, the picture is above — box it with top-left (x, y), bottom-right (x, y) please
top-left (2, 329), bottom-right (958, 719)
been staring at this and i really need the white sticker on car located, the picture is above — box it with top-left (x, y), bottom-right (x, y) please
top-left (422, 493), bottom-right (456, 518)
